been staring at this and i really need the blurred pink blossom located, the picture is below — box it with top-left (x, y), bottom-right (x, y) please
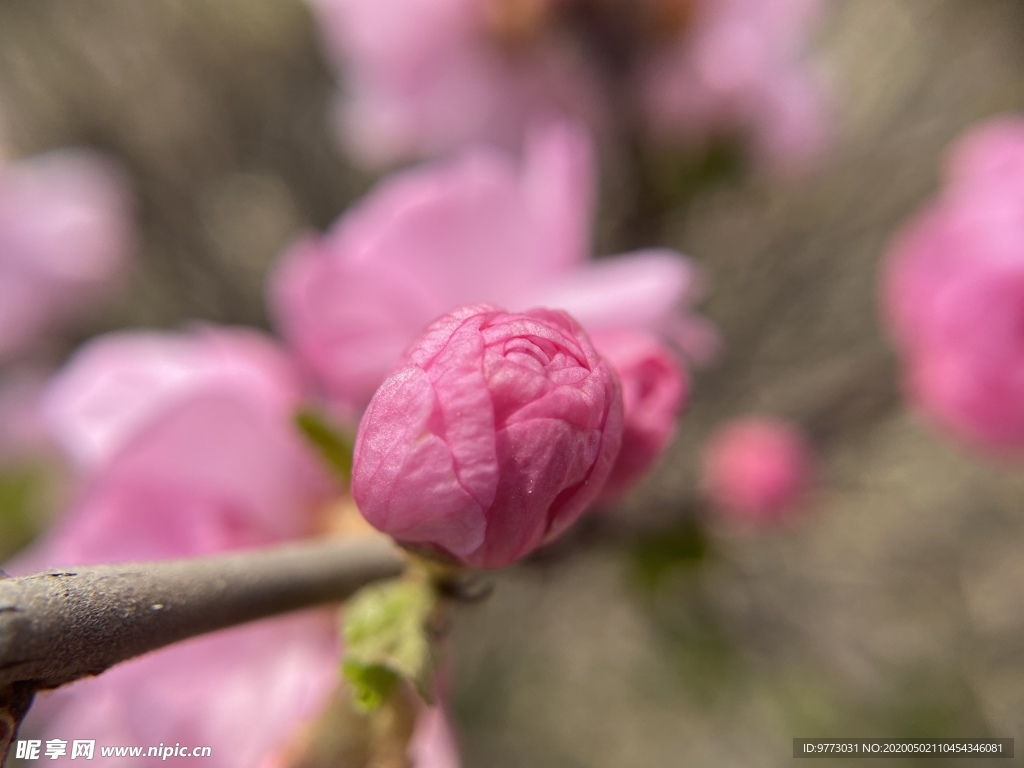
top-left (41, 329), bottom-right (304, 472)
top-left (592, 330), bottom-right (689, 501)
top-left (701, 417), bottom-right (812, 523)
top-left (0, 149), bottom-right (133, 362)
top-left (638, 0), bottom-right (830, 170)
top-left (352, 304), bottom-right (622, 568)
top-left (9, 328), bottom-right (335, 767)
top-left (0, 367), bottom-right (50, 463)
top-left (308, 0), bottom-right (828, 168)
top-left (10, 328), bottom-right (459, 767)
top-left (307, 0), bottom-right (603, 166)
top-left (882, 116), bottom-right (1024, 453)
top-left (271, 124), bottom-right (714, 420)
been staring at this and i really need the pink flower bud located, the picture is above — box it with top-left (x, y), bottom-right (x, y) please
top-left (352, 305), bottom-right (622, 568)
top-left (591, 330), bottom-right (689, 501)
top-left (701, 417), bottom-right (812, 523)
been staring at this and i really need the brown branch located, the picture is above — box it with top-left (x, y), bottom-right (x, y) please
top-left (0, 535), bottom-right (404, 762)
top-left (0, 684), bottom-right (32, 766)
top-left (0, 536), bottom-right (403, 691)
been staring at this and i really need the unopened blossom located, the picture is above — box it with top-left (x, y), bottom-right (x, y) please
top-left (308, 0), bottom-right (828, 169)
top-left (592, 330), bottom-right (689, 501)
top-left (271, 124), bottom-right (713, 420)
top-left (9, 328), bottom-right (460, 767)
top-left (352, 305), bottom-right (623, 568)
top-left (882, 116), bottom-right (1024, 453)
top-left (701, 417), bottom-right (812, 522)
top-left (0, 149), bottom-right (132, 361)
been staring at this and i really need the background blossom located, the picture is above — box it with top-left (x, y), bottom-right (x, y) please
top-left (0, 149), bottom-right (133, 362)
top-left (882, 116), bottom-right (1024, 453)
top-left (0, 367), bottom-right (50, 464)
top-left (637, 0), bottom-right (830, 170)
top-left (306, 0), bottom-right (603, 165)
top-left (308, 0), bottom-right (828, 169)
top-left (271, 124), bottom-right (712, 421)
top-left (9, 328), bottom-right (339, 767)
top-left (701, 417), bottom-right (812, 523)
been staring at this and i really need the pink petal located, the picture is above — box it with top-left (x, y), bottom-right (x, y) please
top-left (270, 126), bottom-right (596, 411)
top-left (21, 612), bottom-right (338, 768)
top-left (42, 328), bottom-right (301, 469)
top-left (524, 250), bottom-right (719, 363)
top-left (0, 149), bottom-right (133, 360)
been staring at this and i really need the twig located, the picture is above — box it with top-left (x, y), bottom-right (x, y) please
top-left (0, 535), bottom-right (404, 762)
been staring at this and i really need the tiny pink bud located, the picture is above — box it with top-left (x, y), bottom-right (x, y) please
top-left (591, 330), bottom-right (689, 501)
top-left (352, 304), bottom-right (623, 568)
top-left (701, 417), bottom-right (812, 523)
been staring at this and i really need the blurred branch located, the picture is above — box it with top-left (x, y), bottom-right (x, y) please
top-left (0, 536), bottom-right (404, 762)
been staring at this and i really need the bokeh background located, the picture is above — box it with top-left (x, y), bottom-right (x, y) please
top-left (2, 0), bottom-right (1024, 765)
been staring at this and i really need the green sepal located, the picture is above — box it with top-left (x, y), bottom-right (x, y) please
top-left (341, 661), bottom-right (400, 713)
top-left (295, 408), bottom-right (354, 481)
top-left (342, 578), bottom-right (436, 712)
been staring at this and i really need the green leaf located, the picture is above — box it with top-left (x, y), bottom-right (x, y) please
top-left (295, 408), bottom-right (355, 481)
top-left (342, 578), bottom-right (436, 712)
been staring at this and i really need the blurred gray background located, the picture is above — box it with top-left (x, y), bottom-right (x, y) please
top-left (1, 0), bottom-right (1024, 765)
